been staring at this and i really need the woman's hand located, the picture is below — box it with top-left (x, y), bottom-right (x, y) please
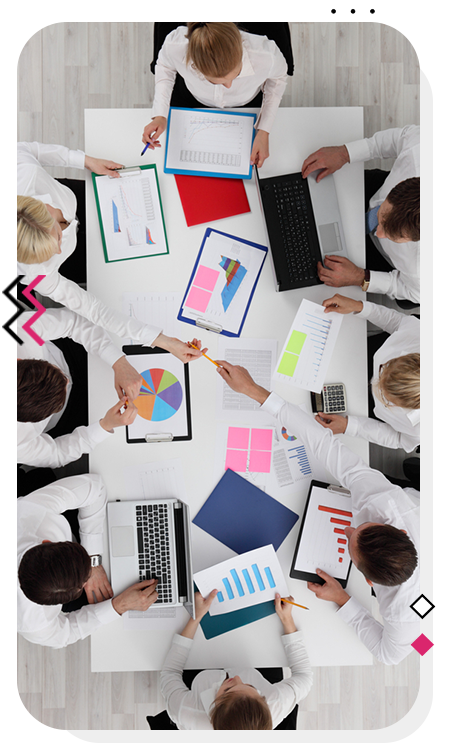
top-left (142, 117), bottom-right (167, 148)
top-left (84, 156), bottom-right (124, 177)
top-left (250, 130), bottom-right (270, 168)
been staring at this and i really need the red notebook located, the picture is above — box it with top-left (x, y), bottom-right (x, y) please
top-left (175, 174), bottom-right (250, 226)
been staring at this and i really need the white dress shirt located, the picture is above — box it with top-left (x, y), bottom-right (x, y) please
top-left (17, 307), bottom-right (125, 468)
top-left (261, 393), bottom-right (420, 665)
top-left (345, 125), bottom-right (420, 302)
top-left (345, 301), bottom-right (420, 451)
top-left (17, 142), bottom-right (162, 345)
top-left (152, 27), bottom-right (288, 134)
top-left (17, 474), bottom-right (119, 648)
top-left (160, 629), bottom-right (312, 729)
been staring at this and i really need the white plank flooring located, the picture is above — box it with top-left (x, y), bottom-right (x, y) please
top-left (17, 22), bottom-right (420, 731)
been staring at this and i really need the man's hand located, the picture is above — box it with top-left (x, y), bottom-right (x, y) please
top-left (318, 256), bottom-right (365, 288)
top-left (99, 397), bottom-right (138, 432)
top-left (250, 130), bottom-right (270, 168)
top-left (84, 565), bottom-right (113, 604)
top-left (274, 594), bottom-right (297, 634)
top-left (307, 569), bottom-right (350, 607)
top-left (84, 155), bottom-right (124, 177)
top-left (301, 145), bottom-right (350, 181)
top-left (112, 355), bottom-right (143, 401)
top-left (112, 578), bottom-right (159, 615)
top-left (315, 412), bottom-right (348, 434)
top-left (216, 360), bottom-right (270, 404)
top-left (142, 117), bottom-right (167, 148)
top-left (153, 334), bottom-right (207, 363)
top-left (322, 294), bottom-right (364, 314)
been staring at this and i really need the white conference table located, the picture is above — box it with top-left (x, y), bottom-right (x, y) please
top-left (85, 106), bottom-right (373, 671)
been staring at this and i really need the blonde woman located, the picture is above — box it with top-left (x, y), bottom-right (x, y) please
top-left (142, 23), bottom-right (288, 168)
top-left (315, 294), bottom-right (420, 452)
top-left (159, 591), bottom-right (312, 730)
top-left (17, 142), bottom-right (204, 400)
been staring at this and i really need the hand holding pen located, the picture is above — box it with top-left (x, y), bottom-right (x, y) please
top-left (141, 116), bottom-right (167, 153)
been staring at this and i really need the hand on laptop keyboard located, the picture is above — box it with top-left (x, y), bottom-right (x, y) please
top-left (112, 578), bottom-right (159, 615)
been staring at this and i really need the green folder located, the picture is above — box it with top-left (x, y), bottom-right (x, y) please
top-left (91, 164), bottom-right (169, 263)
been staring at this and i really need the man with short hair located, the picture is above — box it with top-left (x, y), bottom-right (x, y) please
top-left (17, 473), bottom-right (159, 648)
top-left (216, 361), bottom-right (420, 665)
top-left (302, 125), bottom-right (420, 303)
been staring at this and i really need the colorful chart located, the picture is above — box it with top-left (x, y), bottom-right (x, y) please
top-left (219, 256), bottom-right (247, 311)
top-left (135, 369), bottom-right (183, 422)
top-left (145, 227), bottom-right (155, 245)
top-left (112, 200), bottom-right (121, 233)
top-left (281, 427), bottom-right (297, 442)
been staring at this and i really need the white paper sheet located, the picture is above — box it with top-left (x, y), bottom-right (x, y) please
top-left (273, 299), bottom-right (343, 392)
top-left (165, 108), bottom-right (256, 178)
top-left (194, 545), bottom-right (288, 616)
top-left (122, 457), bottom-right (187, 502)
top-left (94, 167), bottom-right (168, 261)
top-left (122, 291), bottom-right (181, 345)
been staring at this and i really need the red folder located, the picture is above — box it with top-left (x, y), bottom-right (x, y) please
top-left (174, 174), bottom-right (250, 226)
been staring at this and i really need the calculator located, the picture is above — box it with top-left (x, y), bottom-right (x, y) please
top-left (310, 383), bottom-right (347, 414)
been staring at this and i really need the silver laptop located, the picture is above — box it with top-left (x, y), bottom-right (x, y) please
top-left (107, 498), bottom-right (195, 623)
top-left (256, 168), bottom-right (348, 291)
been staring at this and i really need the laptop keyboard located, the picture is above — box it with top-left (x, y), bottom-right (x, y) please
top-left (273, 178), bottom-right (320, 283)
top-left (135, 503), bottom-right (173, 604)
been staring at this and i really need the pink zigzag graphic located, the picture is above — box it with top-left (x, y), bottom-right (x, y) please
top-left (22, 276), bottom-right (47, 345)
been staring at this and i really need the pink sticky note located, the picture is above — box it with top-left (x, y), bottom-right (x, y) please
top-left (193, 265), bottom-right (220, 291)
top-left (227, 427), bottom-right (250, 449)
top-left (185, 286), bottom-right (212, 313)
top-left (249, 450), bottom-right (272, 473)
top-left (250, 428), bottom-right (273, 451)
top-left (225, 449), bottom-right (248, 472)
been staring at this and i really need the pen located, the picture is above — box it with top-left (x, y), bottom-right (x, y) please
top-left (187, 341), bottom-right (221, 368)
top-left (141, 143), bottom-right (150, 156)
top-left (280, 598), bottom-right (309, 611)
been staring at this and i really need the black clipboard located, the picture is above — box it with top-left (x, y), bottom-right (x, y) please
top-left (290, 480), bottom-right (353, 588)
top-left (122, 345), bottom-right (192, 443)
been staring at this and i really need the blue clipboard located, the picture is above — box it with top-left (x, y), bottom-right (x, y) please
top-left (163, 107), bottom-right (257, 180)
top-left (177, 227), bottom-right (267, 337)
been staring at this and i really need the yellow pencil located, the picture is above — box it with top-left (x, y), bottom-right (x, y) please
top-left (280, 598), bottom-right (309, 610)
top-left (188, 341), bottom-right (221, 368)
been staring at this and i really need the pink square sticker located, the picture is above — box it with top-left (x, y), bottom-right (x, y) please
top-left (225, 449), bottom-right (248, 472)
top-left (193, 265), bottom-right (220, 291)
top-left (185, 286), bottom-right (212, 313)
top-left (227, 427), bottom-right (250, 449)
top-left (250, 428), bottom-right (273, 451)
top-left (248, 450), bottom-right (272, 473)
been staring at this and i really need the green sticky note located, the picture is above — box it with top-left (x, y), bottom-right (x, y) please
top-left (286, 330), bottom-right (307, 355)
top-left (277, 352), bottom-right (299, 377)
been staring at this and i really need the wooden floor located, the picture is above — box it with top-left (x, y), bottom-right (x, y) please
top-left (17, 22), bottom-right (420, 731)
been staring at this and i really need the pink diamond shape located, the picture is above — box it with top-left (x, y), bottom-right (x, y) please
top-left (411, 634), bottom-right (434, 656)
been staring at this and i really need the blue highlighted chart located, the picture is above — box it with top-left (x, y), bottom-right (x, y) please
top-left (112, 200), bottom-right (121, 233)
top-left (135, 368), bottom-right (183, 422)
top-left (219, 255), bottom-right (247, 312)
top-left (216, 563), bottom-right (276, 604)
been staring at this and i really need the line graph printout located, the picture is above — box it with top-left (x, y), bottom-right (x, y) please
top-left (93, 166), bottom-right (168, 262)
top-left (165, 108), bottom-right (256, 178)
top-left (180, 230), bottom-right (267, 335)
top-left (293, 486), bottom-right (352, 581)
top-left (194, 545), bottom-right (288, 616)
top-left (273, 299), bottom-right (343, 392)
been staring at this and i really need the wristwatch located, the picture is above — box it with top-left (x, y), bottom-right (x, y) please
top-left (361, 269), bottom-right (370, 292)
top-left (90, 554), bottom-right (102, 567)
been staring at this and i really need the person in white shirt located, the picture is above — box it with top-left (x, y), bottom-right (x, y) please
top-left (314, 294), bottom-right (420, 452)
top-left (160, 590), bottom-right (313, 729)
top-left (17, 473), bottom-right (159, 648)
top-left (301, 125), bottom-right (420, 303)
top-left (216, 361), bottom-right (420, 665)
top-left (16, 307), bottom-right (146, 469)
top-left (142, 23), bottom-right (288, 168)
top-left (17, 141), bottom-right (204, 363)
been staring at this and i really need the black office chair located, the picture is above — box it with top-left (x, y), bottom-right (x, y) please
top-left (150, 22), bottom-right (294, 76)
top-left (395, 299), bottom-right (420, 311)
top-left (146, 667), bottom-right (298, 730)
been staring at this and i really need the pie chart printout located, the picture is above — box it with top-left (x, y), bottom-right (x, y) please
top-left (135, 369), bottom-right (183, 422)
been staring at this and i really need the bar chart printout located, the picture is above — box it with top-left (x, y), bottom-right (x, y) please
top-left (274, 299), bottom-right (343, 392)
top-left (193, 545), bottom-right (288, 616)
top-left (293, 486), bottom-right (352, 581)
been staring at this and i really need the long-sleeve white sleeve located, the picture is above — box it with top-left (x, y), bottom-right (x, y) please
top-left (17, 141), bottom-right (86, 171)
top-left (266, 631), bottom-right (313, 724)
top-left (345, 125), bottom-right (419, 164)
top-left (17, 422), bottom-right (111, 469)
top-left (346, 415), bottom-right (419, 453)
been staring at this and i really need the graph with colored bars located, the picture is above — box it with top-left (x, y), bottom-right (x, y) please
top-left (318, 503), bottom-right (352, 564)
top-left (219, 255), bottom-right (247, 311)
top-left (112, 179), bottom-right (156, 244)
top-left (278, 312), bottom-right (332, 380)
top-left (217, 562), bottom-right (276, 605)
